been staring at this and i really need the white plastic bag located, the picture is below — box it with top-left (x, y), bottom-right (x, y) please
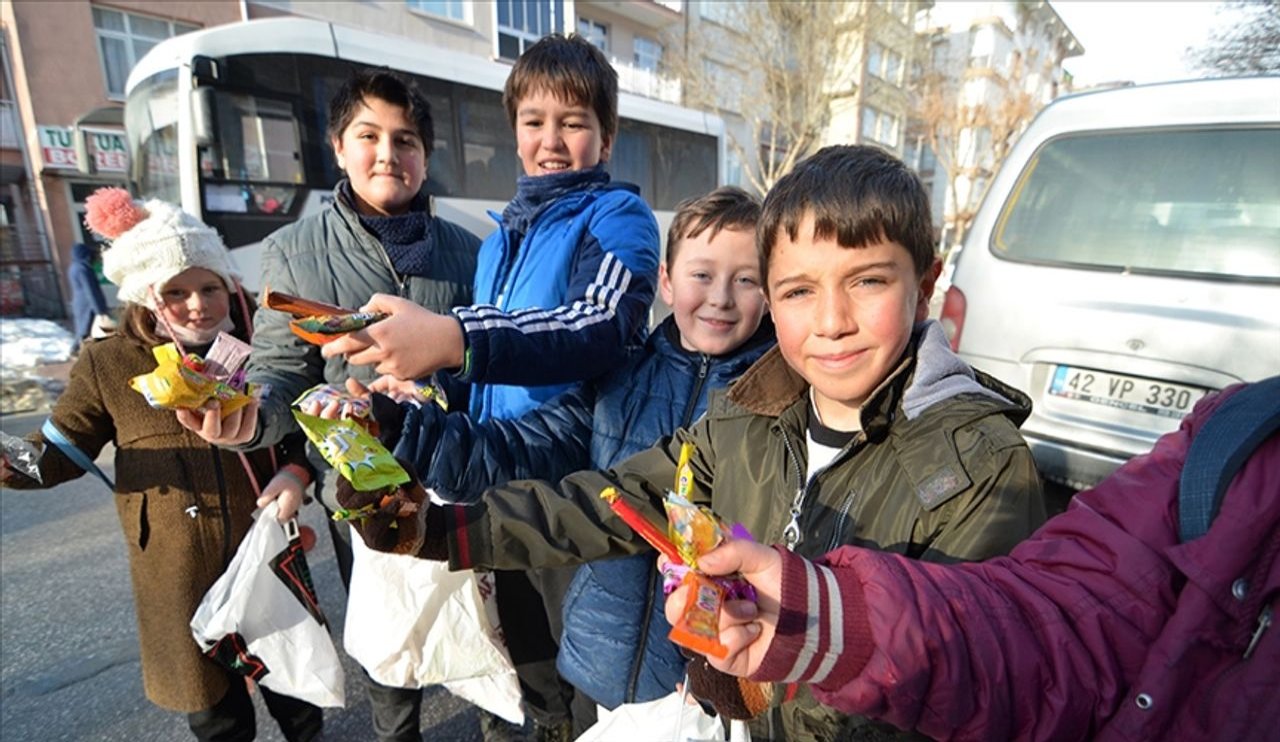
top-left (191, 501), bottom-right (345, 708)
top-left (344, 534), bottom-right (524, 725)
top-left (576, 691), bottom-right (730, 742)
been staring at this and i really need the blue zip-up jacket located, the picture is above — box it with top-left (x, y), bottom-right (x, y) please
top-left (451, 165), bottom-right (660, 422)
top-left (390, 315), bottom-right (775, 706)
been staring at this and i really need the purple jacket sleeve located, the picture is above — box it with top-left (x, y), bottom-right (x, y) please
top-left (752, 391), bottom-right (1240, 740)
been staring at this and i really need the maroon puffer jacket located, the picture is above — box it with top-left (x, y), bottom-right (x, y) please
top-left (756, 384), bottom-right (1279, 740)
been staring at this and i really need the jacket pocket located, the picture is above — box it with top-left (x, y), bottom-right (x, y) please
top-left (115, 492), bottom-right (150, 551)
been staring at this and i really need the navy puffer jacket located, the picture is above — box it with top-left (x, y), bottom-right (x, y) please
top-left (558, 316), bottom-right (774, 709)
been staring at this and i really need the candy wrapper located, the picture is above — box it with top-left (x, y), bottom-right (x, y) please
top-left (599, 442), bottom-right (756, 660)
top-left (291, 384), bottom-right (426, 554)
top-left (263, 288), bottom-right (388, 346)
top-left (129, 342), bottom-right (260, 417)
top-left (291, 409), bottom-right (408, 493)
top-left (1, 431), bottom-right (43, 483)
top-left (294, 384), bottom-right (376, 436)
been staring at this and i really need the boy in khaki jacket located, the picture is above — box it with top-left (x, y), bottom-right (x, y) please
top-left (343, 145), bottom-right (1046, 740)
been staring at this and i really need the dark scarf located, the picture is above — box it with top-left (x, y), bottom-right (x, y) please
top-left (501, 164), bottom-right (612, 238)
top-left (342, 181), bottom-right (436, 278)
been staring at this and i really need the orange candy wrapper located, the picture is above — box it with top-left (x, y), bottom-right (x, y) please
top-left (598, 442), bottom-right (750, 660)
top-left (263, 288), bottom-right (387, 346)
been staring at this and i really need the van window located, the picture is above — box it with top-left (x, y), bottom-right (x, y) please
top-left (993, 127), bottom-right (1280, 281)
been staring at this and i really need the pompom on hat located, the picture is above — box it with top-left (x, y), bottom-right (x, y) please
top-left (84, 188), bottom-right (241, 307)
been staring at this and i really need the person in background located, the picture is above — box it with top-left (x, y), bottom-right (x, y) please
top-left (67, 240), bottom-right (113, 351)
top-left (667, 379), bottom-right (1279, 741)
top-left (336, 144), bottom-right (1047, 741)
top-left (175, 69), bottom-right (480, 742)
top-left (318, 34), bottom-right (661, 742)
top-left (2, 189), bottom-right (321, 742)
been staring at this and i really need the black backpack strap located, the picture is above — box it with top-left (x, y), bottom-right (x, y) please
top-left (1179, 376), bottom-right (1280, 542)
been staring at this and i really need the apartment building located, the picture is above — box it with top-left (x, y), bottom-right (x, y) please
top-left (0, 0), bottom-right (686, 319)
top-left (1, 1), bottom-right (242, 319)
top-left (910, 0), bottom-right (1082, 247)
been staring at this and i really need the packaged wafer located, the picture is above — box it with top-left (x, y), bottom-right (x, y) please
top-left (263, 288), bottom-right (388, 345)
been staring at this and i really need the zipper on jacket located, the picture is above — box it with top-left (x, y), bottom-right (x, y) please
top-left (210, 447), bottom-right (233, 568)
top-left (1244, 604), bottom-right (1272, 659)
top-left (678, 355), bottom-right (711, 427)
top-left (625, 353), bottom-right (710, 703)
top-left (625, 564), bottom-right (662, 703)
top-left (778, 430), bottom-right (809, 551)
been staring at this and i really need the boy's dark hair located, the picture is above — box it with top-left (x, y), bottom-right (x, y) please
top-left (327, 69), bottom-right (435, 157)
top-left (758, 145), bottom-right (936, 284)
top-left (503, 34), bottom-right (619, 139)
top-left (666, 186), bottom-right (762, 269)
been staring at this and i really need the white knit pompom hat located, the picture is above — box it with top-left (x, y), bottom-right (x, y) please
top-left (85, 188), bottom-right (241, 307)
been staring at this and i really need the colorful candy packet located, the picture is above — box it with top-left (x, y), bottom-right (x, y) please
top-left (294, 384), bottom-right (376, 435)
top-left (599, 441), bottom-right (755, 659)
top-left (262, 288), bottom-right (388, 346)
top-left (290, 386), bottom-right (408, 495)
top-left (129, 342), bottom-right (260, 417)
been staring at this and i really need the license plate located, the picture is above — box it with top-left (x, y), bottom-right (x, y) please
top-left (1048, 366), bottom-right (1210, 419)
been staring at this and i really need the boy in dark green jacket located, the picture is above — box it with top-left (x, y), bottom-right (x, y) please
top-left (343, 145), bottom-right (1046, 740)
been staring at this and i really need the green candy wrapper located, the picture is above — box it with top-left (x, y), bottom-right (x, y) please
top-left (291, 409), bottom-right (410, 492)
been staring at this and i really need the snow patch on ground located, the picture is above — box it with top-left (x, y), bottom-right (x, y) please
top-left (1, 319), bottom-right (76, 414)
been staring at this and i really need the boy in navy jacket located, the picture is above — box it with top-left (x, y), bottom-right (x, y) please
top-left (365, 188), bottom-right (773, 734)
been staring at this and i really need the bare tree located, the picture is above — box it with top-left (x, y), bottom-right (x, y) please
top-left (912, 13), bottom-right (1052, 250)
top-left (1188, 0), bottom-right (1280, 76)
top-left (665, 2), bottom-right (877, 195)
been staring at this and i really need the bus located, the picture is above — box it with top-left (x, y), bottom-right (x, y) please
top-left (124, 17), bottom-right (725, 291)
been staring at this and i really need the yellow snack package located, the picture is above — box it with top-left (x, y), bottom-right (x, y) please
top-left (129, 343), bottom-right (257, 417)
top-left (291, 407), bottom-right (410, 493)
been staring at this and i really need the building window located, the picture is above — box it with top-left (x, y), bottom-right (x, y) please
top-left (634, 36), bottom-right (662, 72)
top-left (861, 106), bottom-right (900, 148)
top-left (700, 0), bottom-right (743, 29)
top-left (406, 0), bottom-right (469, 22)
top-left (497, 0), bottom-right (563, 60)
top-left (867, 42), bottom-right (904, 86)
top-left (577, 17), bottom-right (609, 53)
top-left (92, 6), bottom-right (198, 98)
top-left (969, 25), bottom-right (995, 68)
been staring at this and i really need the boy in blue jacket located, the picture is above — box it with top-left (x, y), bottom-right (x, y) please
top-left (319, 34), bottom-right (661, 739)
top-left (364, 187), bottom-right (773, 734)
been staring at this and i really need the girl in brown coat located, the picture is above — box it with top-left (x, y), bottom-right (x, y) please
top-left (0, 191), bottom-right (323, 742)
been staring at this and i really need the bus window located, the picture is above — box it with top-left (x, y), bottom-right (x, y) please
top-left (209, 93), bottom-right (302, 184)
top-left (125, 70), bottom-right (181, 205)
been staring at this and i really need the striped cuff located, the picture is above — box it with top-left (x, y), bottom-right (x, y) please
top-left (751, 546), bottom-right (873, 691)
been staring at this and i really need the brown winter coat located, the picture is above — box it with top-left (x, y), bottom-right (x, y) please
top-left (4, 333), bottom-right (299, 713)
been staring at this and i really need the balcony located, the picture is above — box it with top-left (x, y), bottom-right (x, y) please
top-left (0, 101), bottom-right (21, 150)
top-left (612, 58), bottom-right (682, 104)
top-left (579, 1), bottom-right (682, 29)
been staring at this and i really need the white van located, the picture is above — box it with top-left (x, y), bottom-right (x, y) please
top-left (940, 77), bottom-right (1280, 489)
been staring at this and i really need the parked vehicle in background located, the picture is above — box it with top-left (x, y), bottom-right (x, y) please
top-left (941, 76), bottom-right (1280, 489)
top-left (123, 18), bottom-right (724, 294)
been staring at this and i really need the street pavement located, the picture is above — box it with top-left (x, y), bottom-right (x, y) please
top-left (0, 411), bottom-right (485, 741)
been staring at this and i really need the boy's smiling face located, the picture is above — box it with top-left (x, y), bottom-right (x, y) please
top-left (332, 96), bottom-right (427, 216)
top-left (767, 214), bottom-right (938, 431)
top-left (660, 227), bottom-right (767, 356)
top-left (515, 89), bottom-right (612, 176)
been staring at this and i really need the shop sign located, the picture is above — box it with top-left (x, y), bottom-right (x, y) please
top-left (38, 125), bottom-right (78, 169)
top-left (83, 128), bottom-right (129, 173)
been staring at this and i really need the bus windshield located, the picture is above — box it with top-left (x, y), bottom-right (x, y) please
top-left (125, 69), bottom-right (181, 204)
